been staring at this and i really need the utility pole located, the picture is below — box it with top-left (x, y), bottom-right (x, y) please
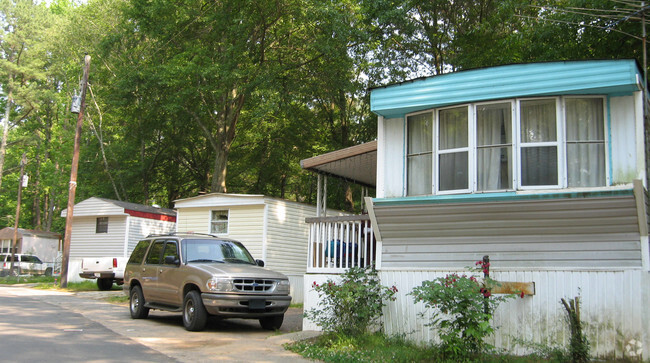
top-left (60, 55), bottom-right (91, 288)
top-left (9, 152), bottom-right (27, 275)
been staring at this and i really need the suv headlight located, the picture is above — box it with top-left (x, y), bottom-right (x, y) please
top-left (276, 279), bottom-right (290, 294)
top-left (207, 278), bottom-right (234, 292)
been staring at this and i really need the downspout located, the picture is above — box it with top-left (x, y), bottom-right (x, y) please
top-left (262, 201), bottom-right (269, 262)
top-left (123, 215), bottom-right (130, 258)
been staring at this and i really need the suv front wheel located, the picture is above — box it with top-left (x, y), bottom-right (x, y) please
top-left (183, 290), bottom-right (207, 331)
top-left (259, 315), bottom-right (284, 330)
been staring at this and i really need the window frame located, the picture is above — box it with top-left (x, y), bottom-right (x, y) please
top-left (473, 100), bottom-right (516, 192)
top-left (403, 95), bottom-right (608, 196)
top-left (209, 209), bottom-right (230, 235)
top-left (405, 110), bottom-right (435, 196)
top-left (435, 105), bottom-right (472, 195)
top-left (95, 217), bottom-right (109, 234)
top-left (515, 97), bottom-right (564, 190)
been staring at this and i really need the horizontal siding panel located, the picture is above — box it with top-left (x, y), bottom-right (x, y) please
top-left (385, 241), bottom-right (640, 254)
top-left (265, 199), bottom-right (316, 274)
top-left (375, 195), bottom-right (643, 268)
top-left (69, 216), bottom-right (126, 258)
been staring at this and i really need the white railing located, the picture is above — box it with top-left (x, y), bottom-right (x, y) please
top-left (306, 215), bottom-right (376, 273)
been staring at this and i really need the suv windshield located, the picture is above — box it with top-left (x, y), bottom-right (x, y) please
top-left (181, 239), bottom-right (256, 265)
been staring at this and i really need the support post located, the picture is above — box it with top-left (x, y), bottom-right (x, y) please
top-left (9, 153), bottom-right (27, 275)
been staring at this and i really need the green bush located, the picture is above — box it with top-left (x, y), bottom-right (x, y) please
top-left (304, 266), bottom-right (398, 336)
top-left (409, 261), bottom-right (515, 359)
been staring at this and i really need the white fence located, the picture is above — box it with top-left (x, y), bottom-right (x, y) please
top-left (306, 215), bottom-right (376, 273)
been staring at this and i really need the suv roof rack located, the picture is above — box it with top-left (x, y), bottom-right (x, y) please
top-left (146, 231), bottom-right (220, 238)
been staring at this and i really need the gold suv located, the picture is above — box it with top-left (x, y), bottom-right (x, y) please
top-left (124, 233), bottom-right (291, 331)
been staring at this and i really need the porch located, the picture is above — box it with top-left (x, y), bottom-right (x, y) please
top-left (300, 141), bottom-right (378, 274)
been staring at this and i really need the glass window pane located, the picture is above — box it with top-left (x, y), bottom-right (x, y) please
top-left (407, 154), bottom-right (432, 196)
top-left (521, 146), bottom-right (558, 186)
top-left (439, 107), bottom-right (468, 149)
top-left (407, 113), bottom-right (432, 154)
top-left (566, 98), bottom-right (604, 141)
top-left (477, 103), bottom-right (511, 146)
top-left (210, 210), bottom-right (229, 234)
top-left (145, 241), bottom-right (164, 265)
top-left (439, 152), bottom-right (468, 191)
top-left (478, 147), bottom-right (512, 191)
top-left (520, 99), bottom-right (556, 143)
top-left (567, 143), bottom-right (605, 187)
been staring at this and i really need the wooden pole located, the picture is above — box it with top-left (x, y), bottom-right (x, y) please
top-left (9, 152), bottom-right (27, 275)
top-left (60, 55), bottom-right (91, 288)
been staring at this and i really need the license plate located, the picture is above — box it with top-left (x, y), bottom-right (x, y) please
top-left (94, 273), bottom-right (101, 277)
top-left (249, 300), bottom-right (266, 310)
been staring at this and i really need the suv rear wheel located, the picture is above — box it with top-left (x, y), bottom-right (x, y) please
top-left (130, 285), bottom-right (149, 319)
top-left (259, 315), bottom-right (284, 330)
top-left (183, 290), bottom-right (207, 331)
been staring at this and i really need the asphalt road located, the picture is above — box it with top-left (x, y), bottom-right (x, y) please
top-left (0, 285), bottom-right (318, 363)
top-left (0, 286), bottom-right (175, 362)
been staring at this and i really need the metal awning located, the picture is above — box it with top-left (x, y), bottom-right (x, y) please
top-left (300, 141), bottom-right (377, 188)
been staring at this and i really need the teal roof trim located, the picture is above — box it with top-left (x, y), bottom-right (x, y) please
top-left (371, 60), bottom-right (642, 118)
top-left (372, 188), bottom-right (635, 207)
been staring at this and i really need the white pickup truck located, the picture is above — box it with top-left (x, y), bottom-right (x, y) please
top-left (79, 257), bottom-right (127, 290)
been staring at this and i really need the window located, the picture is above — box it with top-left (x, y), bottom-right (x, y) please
top-left (519, 99), bottom-right (559, 187)
top-left (565, 98), bottom-right (605, 187)
top-left (407, 113), bottom-right (433, 195)
top-left (145, 241), bottom-right (164, 265)
top-left (405, 96), bottom-right (606, 195)
top-left (477, 102), bottom-right (513, 191)
top-left (438, 106), bottom-right (469, 192)
top-left (210, 210), bottom-right (229, 234)
top-left (96, 217), bottom-right (109, 233)
top-left (162, 241), bottom-right (179, 265)
top-left (128, 240), bottom-right (150, 264)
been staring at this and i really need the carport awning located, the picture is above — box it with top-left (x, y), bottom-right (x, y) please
top-left (300, 141), bottom-right (377, 188)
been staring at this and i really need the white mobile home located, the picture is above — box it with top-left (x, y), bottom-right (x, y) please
top-left (61, 197), bottom-right (176, 282)
top-left (174, 193), bottom-right (338, 303)
top-left (0, 227), bottom-right (61, 264)
top-left (304, 60), bottom-right (650, 360)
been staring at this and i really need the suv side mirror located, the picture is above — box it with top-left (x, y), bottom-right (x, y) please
top-left (164, 255), bottom-right (180, 266)
top-left (255, 259), bottom-right (265, 267)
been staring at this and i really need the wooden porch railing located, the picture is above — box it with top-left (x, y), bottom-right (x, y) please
top-left (305, 215), bottom-right (376, 273)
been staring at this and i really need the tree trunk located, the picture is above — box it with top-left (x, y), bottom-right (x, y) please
top-left (0, 88), bottom-right (12, 191)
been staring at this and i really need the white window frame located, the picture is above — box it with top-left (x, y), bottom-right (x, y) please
top-left (515, 97), bottom-right (564, 190)
top-left (435, 105), bottom-right (472, 195)
top-left (404, 96), bottom-right (609, 196)
top-left (473, 100), bottom-right (516, 192)
top-left (563, 95), bottom-right (610, 187)
top-left (210, 209), bottom-right (229, 235)
top-left (405, 110), bottom-right (435, 196)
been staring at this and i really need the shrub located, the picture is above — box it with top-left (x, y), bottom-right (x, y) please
top-left (305, 266), bottom-right (398, 336)
top-left (409, 261), bottom-right (515, 359)
top-left (561, 297), bottom-right (589, 363)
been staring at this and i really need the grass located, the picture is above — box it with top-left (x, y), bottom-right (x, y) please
top-left (285, 332), bottom-right (576, 363)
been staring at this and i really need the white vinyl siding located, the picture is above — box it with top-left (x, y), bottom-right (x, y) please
top-left (69, 216), bottom-right (127, 258)
top-left (126, 217), bottom-right (176, 256)
top-left (264, 199), bottom-right (314, 274)
top-left (381, 269), bottom-right (650, 358)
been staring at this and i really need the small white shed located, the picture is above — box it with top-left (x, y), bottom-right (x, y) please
top-left (61, 197), bottom-right (177, 282)
top-left (174, 193), bottom-right (335, 303)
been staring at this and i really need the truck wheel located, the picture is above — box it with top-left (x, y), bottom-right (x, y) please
top-left (97, 278), bottom-right (113, 291)
top-left (259, 315), bottom-right (284, 330)
top-left (130, 285), bottom-right (149, 319)
top-left (45, 267), bottom-right (53, 276)
top-left (183, 290), bottom-right (207, 331)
